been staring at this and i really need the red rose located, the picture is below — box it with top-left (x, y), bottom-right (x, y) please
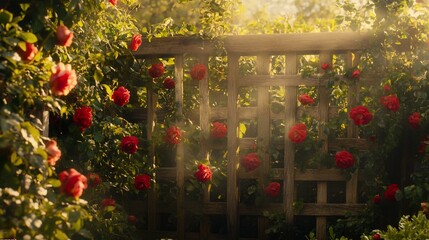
top-left (163, 77), bottom-right (175, 89)
top-left (86, 173), bottom-right (102, 188)
top-left (148, 63), bottom-right (165, 78)
top-left (372, 233), bottom-right (381, 240)
top-left (298, 94), bottom-right (314, 105)
top-left (349, 106), bottom-right (373, 126)
top-left (190, 63), bottom-right (207, 81)
top-left (380, 95), bottom-right (400, 112)
top-left (73, 106), bottom-right (92, 131)
top-left (321, 63), bottom-right (330, 70)
top-left (384, 183), bottom-right (399, 201)
top-left (383, 84), bottom-right (391, 91)
top-left (127, 215), bottom-right (138, 223)
top-left (264, 182), bottom-right (281, 197)
top-left (112, 86), bottom-right (130, 107)
top-left (101, 198), bottom-right (116, 209)
top-left (288, 123), bottom-right (307, 144)
top-left (121, 136), bottom-right (138, 154)
top-left (134, 174), bottom-right (151, 190)
top-left (373, 194), bottom-right (381, 204)
top-left (50, 62), bottom-right (77, 96)
top-left (419, 136), bottom-right (429, 154)
top-left (17, 42), bottom-right (38, 62)
top-left (211, 122), bottom-right (227, 139)
top-left (56, 25), bottom-right (73, 47)
top-left (334, 150), bottom-right (355, 169)
top-left (59, 168), bottom-right (87, 198)
top-left (46, 140), bottom-right (61, 166)
top-left (165, 126), bottom-right (181, 145)
top-left (241, 153), bottom-right (261, 172)
top-left (128, 34), bottom-right (142, 51)
top-left (194, 164), bottom-right (212, 183)
top-left (408, 112), bottom-right (420, 129)
top-left (351, 69), bottom-right (361, 79)
top-left (109, 0), bottom-right (117, 5)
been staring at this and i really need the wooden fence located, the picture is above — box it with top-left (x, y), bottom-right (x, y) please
top-left (130, 32), bottom-right (371, 240)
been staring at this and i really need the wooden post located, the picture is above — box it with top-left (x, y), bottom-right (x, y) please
top-left (284, 53), bottom-right (297, 225)
top-left (147, 77), bottom-right (158, 233)
top-left (199, 55), bottom-right (211, 239)
top-left (346, 52), bottom-right (360, 204)
top-left (175, 55), bottom-right (185, 240)
top-left (227, 54), bottom-right (239, 240)
top-left (316, 52), bottom-right (332, 240)
top-left (256, 55), bottom-right (271, 240)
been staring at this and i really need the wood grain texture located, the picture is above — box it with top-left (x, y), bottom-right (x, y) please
top-left (175, 55), bottom-right (185, 240)
top-left (227, 54), bottom-right (240, 240)
top-left (284, 53), bottom-right (298, 224)
top-left (135, 32), bottom-right (369, 56)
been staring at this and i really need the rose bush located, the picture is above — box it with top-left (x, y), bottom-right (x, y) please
top-left (384, 184), bottom-right (399, 202)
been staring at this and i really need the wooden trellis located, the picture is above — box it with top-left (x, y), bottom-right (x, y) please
top-left (130, 32), bottom-right (371, 240)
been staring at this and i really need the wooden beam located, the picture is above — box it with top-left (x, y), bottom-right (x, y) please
top-left (134, 32), bottom-right (369, 56)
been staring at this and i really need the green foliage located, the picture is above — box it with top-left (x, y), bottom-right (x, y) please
top-left (361, 212), bottom-right (429, 240)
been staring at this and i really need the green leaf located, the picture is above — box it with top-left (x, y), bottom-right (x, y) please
top-left (102, 84), bottom-right (113, 99)
top-left (238, 123), bottom-right (247, 138)
top-left (76, 229), bottom-right (93, 239)
top-left (10, 152), bottom-right (23, 166)
top-left (54, 229), bottom-right (69, 240)
top-left (94, 67), bottom-right (103, 83)
top-left (46, 178), bottom-right (61, 187)
top-left (18, 32), bottom-right (38, 43)
top-left (0, 10), bottom-right (13, 24)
